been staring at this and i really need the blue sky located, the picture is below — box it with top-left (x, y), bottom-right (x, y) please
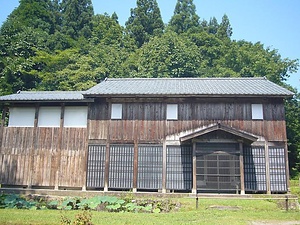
top-left (0, 0), bottom-right (299, 90)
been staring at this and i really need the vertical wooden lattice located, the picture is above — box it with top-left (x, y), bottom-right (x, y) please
top-left (269, 147), bottom-right (287, 192)
top-left (243, 146), bottom-right (267, 192)
top-left (138, 145), bottom-right (163, 189)
top-left (166, 145), bottom-right (192, 190)
top-left (86, 145), bottom-right (106, 188)
top-left (109, 144), bottom-right (134, 189)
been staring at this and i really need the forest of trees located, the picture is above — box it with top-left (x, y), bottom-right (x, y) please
top-left (0, 0), bottom-right (299, 177)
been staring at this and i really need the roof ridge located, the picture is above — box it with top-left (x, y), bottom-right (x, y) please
top-left (20, 91), bottom-right (83, 93)
top-left (107, 77), bottom-right (265, 81)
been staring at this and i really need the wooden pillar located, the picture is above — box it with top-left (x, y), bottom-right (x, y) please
top-left (265, 141), bottom-right (271, 194)
top-left (132, 141), bottom-right (138, 193)
top-left (162, 103), bottom-right (167, 193)
top-left (82, 103), bottom-right (90, 191)
top-left (284, 142), bottom-right (290, 193)
top-left (239, 142), bottom-right (245, 195)
top-left (54, 103), bottom-right (65, 190)
top-left (27, 104), bottom-right (39, 188)
top-left (0, 106), bottom-right (7, 148)
top-left (162, 139), bottom-right (167, 193)
top-left (0, 106), bottom-right (7, 127)
top-left (104, 101), bottom-right (111, 192)
top-left (192, 141), bottom-right (197, 194)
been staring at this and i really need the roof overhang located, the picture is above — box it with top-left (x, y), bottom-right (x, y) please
top-left (180, 123), bottom-right (258, 143)
top-left (0, 99), bottom-right (95, 104)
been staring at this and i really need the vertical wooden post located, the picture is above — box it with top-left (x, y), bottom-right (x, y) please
top-left (0, 106), bottom-right (7, 147)
top-left (162, 139), bottom-right (167, 193)
top-left (192, 141), bottom-right (197, 194)
top-left (104, 101), bottom-right (111, 192)
top-left (132, 141), bottom-right (138, 192)
top-left (82, 103), bottom-right (90, 191)
top-left (0, 106), bottom-right (7, 127)
top-left (162, 103), bottom-right (167, 193)
top-left (284, 142), bottom-right (290, 193)
top-left (265, 141), bottom-right (271, 194)
top-left (239, 142), bottom-right (245, 195)
top-left (54, 103), bottom-right (64, 190)
top-left (27, 104), bottom-right (39, 189)
top-left (0, 106), bottom-right (7, 187)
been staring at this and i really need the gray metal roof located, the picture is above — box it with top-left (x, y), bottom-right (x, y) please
top-left (0, 78), bottom-right (294, 102)
top-left (84, 77), bottom-right (294, 97)
top-left (0, 91), bottom-right (90, 102)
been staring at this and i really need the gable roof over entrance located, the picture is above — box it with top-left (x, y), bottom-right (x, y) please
top-left (180, 123), bottom-right (258, 143)
top-left (84, 77), bottom-right (294, 98)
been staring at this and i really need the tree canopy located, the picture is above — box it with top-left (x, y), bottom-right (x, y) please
top-left (126, 0), bottom-right (164, 47)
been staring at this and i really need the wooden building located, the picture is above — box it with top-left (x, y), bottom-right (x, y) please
top-left (0, 78), bottom-right (294, 194)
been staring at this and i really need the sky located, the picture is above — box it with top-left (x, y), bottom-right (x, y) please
top-left (0, 0), bottom-right (299, 91)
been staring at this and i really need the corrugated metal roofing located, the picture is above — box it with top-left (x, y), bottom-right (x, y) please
top-left (0, 91), bottom-right (87, 102)
top-left (84, 77), bottom-right (294, 97)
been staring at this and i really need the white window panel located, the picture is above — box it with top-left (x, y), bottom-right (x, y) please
top-left (252, 104), bottom-right (263, 120)
top-left (111, 103), bottom-right (122, 119)
top-left (167, 104), bottom-right (178, 120)
top-left (38, 106), bottom-right (61, 127)
top-left (64, 106), bottom-right (87, 127)
top-left (8, 107), bottom-right (35, 127)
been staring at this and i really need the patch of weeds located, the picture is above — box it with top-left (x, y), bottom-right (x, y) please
top-left (61, 210), bottom-right (93, 225)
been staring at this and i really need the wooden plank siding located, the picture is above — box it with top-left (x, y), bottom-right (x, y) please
top-left (0, 127), bottom-right (87, 188)
top-left (0, 96), bottom-right (288, 191)
top-left (88, 98), bottom-right (288, 143)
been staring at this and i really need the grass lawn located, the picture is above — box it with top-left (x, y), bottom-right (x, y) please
top-left (0, 197), bottom-right (299, 225)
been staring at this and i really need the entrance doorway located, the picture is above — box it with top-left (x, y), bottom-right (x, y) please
top-left (196, 143), bottom-right (240, 193)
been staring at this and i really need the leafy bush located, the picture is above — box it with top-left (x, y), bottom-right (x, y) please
top-left (0, 194), bottom-right (36, 209)
top-left (50, 195), bottom-right (178, 213)
top-left (0, 193), bottom-right (179, 213)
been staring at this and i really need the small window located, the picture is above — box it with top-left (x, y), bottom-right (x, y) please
top-left (64, 106), bottom-right (87, 127)
top-left (8, 107), bottom-right (35, 127)
top-left (38, 106), bottom-right (61, 127)
top-left (252, 104), bottom-right (263, 120)
top-left (167, 104), bottom-right (178, 120)
top-left (111, 104), bottom-right (122, 119)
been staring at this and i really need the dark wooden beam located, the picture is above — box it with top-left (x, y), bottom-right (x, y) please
top-left (239, 142), bottom-right (245, 194)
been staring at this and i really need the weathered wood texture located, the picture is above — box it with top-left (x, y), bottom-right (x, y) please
top-left (0, 127), bottom-right (87, 187)
top-left (88, 99), bottom-right (287, 142)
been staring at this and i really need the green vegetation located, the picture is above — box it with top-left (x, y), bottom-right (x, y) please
top-left (0, 194), bottom-right (177, 213)
top-left (0, 195), bottom-right (299, 225)
top-left (0, 180), bottom-right (299, 224)
top-left (0, 0), bottom-right (299, 176)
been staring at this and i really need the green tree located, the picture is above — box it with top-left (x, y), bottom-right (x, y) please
top-left (207, 17), bottom-right (219, 35)
top-left (125, 0), bottom-right (164, 47)
top-left (217, 14), bottom-right (232, 39)
top-left (0, 27), bottom-right (48, 94)
top-left (216, 40), bottom-right (299, 83)
top-left (0, 0), bottom-right (61, 94)
top-left (168, 0), bottom-right (200, 34)
top-left (91, 14), bottom-right (124, 46)
top-left (131, 31), bottom-right (202, 77)
top-left (188, 31), bottom-right (226, 74)
top-left (29, 48), bottom-right (98, 91)
top-left (1, 0), bottom-right (58, 34)
top-left (285, 90), bottom-right (300, 178)
top-left (61, 0), bottom-right (94, 39)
